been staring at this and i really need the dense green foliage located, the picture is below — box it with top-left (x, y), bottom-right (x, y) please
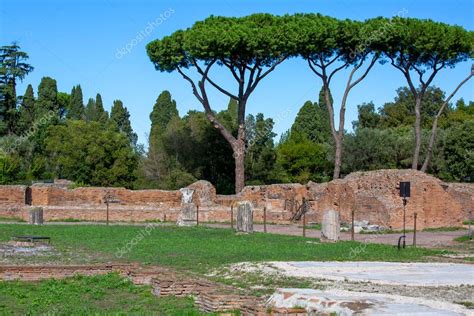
top-left (0, 273), bottom-right (203, 315)
top-left (45, 120), bottom-right (138, 186)
top-left (0, 44), bottom-right (140, 187)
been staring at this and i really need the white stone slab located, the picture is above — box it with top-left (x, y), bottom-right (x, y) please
top-left (268, 288), bottom-right (471, 315)
top-left (270, 261), bottom-right (474, 286)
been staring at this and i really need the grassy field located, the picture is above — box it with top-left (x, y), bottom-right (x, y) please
top-left (0, 273), bottom-right (204, 315)
top-left (0, 224), bottom-right (442, 273)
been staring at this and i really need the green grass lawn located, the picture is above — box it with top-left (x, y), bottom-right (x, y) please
top-left (0, 273), bottom-right (204, 315)
top-left (0, 224), bottom-right (442, 273)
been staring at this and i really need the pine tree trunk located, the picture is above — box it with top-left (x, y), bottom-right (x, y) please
top-left (234, 140), bottom-right (245, 193)
top-left (333, 136), bottom-right (342, 179)
top-left (412, 96), bottom-right (422, 170)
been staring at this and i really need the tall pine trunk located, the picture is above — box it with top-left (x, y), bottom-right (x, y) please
top-left (333, 136), bottom-right (343, 179)
top-left (234, 140), bottom-right (245, 193)
top-left (412, 96), bottom-right (422, 169)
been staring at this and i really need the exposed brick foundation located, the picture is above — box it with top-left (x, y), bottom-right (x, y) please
top-left (0, 170), bottom-right (470, 229)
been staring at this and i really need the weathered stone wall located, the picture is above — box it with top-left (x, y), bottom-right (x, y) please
top-left (0, 170), bottom-right (470, 228)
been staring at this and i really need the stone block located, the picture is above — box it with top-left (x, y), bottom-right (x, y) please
top-left (29, 207), bottom-right (44, 225)
top-left (321, 209), bottom-right (339, 242)
top-left (236, 201), bottom-right (253, 233)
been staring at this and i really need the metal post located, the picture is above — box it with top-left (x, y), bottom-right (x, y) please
top-left (263, 206), bottom-right (267, 233)
top-left (230, 205), bottom-right (234, 230)
top-left (351, 209), bottom-right (355, 241)
top-left (413, 212), bottom-right (417, 247)
top-left (403, 198), bottom-right (407, 248)
top-left (196, 205), bottom-right (199, 226)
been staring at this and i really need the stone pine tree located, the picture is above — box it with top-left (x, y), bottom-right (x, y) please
top-left (381, 17), bottom-right (472, 170)
top-left (110, 99), bottom-right (137, 147)
top-left (147, 14), bottom-right (293, 192)
top-left (296, 15), bottom-right (380, 179)
top-left (17, 84), bottom-right (35, 133)
top-left (67, 85), bottom-right (84, 119)
top-left (0, 43), bottom-right (34, 135)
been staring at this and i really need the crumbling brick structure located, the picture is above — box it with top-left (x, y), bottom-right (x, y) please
top-left (0, 170), bottom-right (469, 229)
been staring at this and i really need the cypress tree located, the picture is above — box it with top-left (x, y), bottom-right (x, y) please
top-left (291, 97), bottom-right (331, 144)
top-left (149, 90), bottom-right (178, 146)
top-left (36, 76), bottom-right (58, 119)
top-left (67, 84), bottom-right (84, 119)
top-left (111, 99), bottom-right (137, 146)
top-left (84, 98), bottom-right (96, 122)
top-left (95, 93), bottom-right (108, 123)
top-left (17, 84), bottom-right (35, 133)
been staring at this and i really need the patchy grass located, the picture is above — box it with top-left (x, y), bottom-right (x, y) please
top-left (209, 265), bottom-right (324, 297)
top-left (423, 227), bottom-right (465, 232)
top-left (454, 234), bottom-right (473, 242)
top-left (299, 223), bottom-right (322, 230)
top-left (0, 224), bottom-right (443, 273)
top-left (455, 301), bottom-right (474, 309)
top-left (0, 216), bottom-right (25, 222)
top-left (464, 220), bottom-right (474, 225)
top-left (49, 218), bottom-right (83, 222)
top-left (0, 273), bottom-right (205, 315)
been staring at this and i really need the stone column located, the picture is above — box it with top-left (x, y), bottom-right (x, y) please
top-left (321, 209), bottom-right (340, 242)
top-left (29, 207), bottom-right (44, 225)
top-left (236, 201), bottom-right (253, 233)
top-left (177, 188), bottom-right (197, 226)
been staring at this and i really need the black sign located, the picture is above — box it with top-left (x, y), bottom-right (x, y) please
top-left (399, 181), bottom-right (410, 198)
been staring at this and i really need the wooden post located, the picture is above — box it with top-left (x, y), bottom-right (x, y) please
top-left (413, 212), bottom-right (417, 247)
top-left (303, 211), bottom-right (306, 237)
top-left (196, 205), bottom-right (199, 226)
top-left (106, 201), bottom-right (109, 226)
top-left (230, 205), bottom-right (234, 230)
top-left (263, 206), bottom-right (267, 233)
top-left (351, 209), bottom-right (355, 241)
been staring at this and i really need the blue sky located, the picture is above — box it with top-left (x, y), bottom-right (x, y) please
top-left (1, 0), bottom-right (473, 146)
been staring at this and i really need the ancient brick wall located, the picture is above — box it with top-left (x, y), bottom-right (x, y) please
top-left (443, 183), bottom-right (474, 221)
top-left (0, 185), bottom-right (26, 219)
top-left (0, 170), bottom-right (470, 228)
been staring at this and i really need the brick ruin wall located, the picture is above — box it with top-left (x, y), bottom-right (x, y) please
top-left (0, 169), bottom-right (471, 229)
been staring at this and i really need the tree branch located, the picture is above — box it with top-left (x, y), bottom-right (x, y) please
top-left (192, 58), bottom-right (239, 100)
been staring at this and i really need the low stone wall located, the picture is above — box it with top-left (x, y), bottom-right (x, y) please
top-left (0, 264), bottom-right (135, 281)
top-left (0, 170), bottom-right (471, 229)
